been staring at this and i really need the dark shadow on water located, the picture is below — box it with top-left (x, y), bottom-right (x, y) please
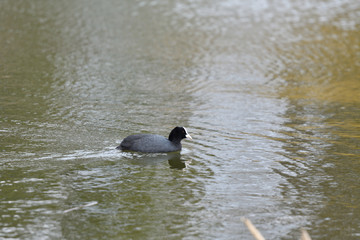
top-left (168, 154), bottom-right (188, 170)
top-left (121, 151), bottom-right (188, 169)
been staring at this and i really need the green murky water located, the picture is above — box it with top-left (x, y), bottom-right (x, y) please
top-left (1, 1), bottom-right (359, 239)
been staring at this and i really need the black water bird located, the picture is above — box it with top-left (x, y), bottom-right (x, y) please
top-left (116, 126), bottom-right (192, 153)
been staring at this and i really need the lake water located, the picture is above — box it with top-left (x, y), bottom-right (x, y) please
top-left (1, 0), bottom-right (359, 239)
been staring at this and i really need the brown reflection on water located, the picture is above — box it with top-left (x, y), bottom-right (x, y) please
top-left (271, 24), bottom-right (359, 104)
top-left (268, 10), bottom-right (360, 238)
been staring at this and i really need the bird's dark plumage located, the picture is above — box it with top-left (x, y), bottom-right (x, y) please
top-left (116, 126), bottom-right (192, 153)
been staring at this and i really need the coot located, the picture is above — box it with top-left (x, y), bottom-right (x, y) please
top-left (116, 126), bottom-right (192, 153)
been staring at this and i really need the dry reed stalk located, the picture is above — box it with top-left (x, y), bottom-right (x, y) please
top-left (241, 217), bottom-right (313, 240)
top-left (241, 217), bottom-right (266, 240)
top-left (300, 228), bottom-right (312, 240)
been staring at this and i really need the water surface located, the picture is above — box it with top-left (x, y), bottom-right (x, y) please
top-left (1, 0), bottom-right (359, 239)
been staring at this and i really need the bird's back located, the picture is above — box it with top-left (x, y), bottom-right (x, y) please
top-left (118, 134), bottom-right (181, 153)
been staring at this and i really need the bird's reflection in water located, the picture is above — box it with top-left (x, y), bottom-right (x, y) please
top-left (122, 151), bottom-right (189, 169)
top-left (167, 153), bottom-right (189, 170)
